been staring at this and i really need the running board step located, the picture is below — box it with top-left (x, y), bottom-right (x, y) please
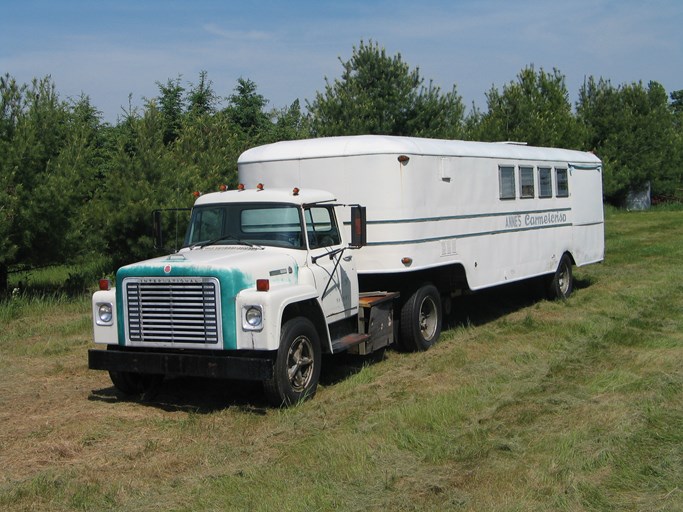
top-left (331, 333), bottom-right (370, 353)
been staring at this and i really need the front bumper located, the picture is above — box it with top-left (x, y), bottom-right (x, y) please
top-left (88, 347), bottom-right (273, 381)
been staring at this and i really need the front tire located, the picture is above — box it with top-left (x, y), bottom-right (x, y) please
top-left (399, 284), bottom-right (442, 351)
top-left (109, 370), bottom-right (163, 396)
top-left (264, 317), bottom-right (321, 407)
top-left (106, 345), bottom-right (163, 395)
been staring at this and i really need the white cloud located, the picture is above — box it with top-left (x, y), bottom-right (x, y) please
top-left (202, 23), bottom-right (273, 42)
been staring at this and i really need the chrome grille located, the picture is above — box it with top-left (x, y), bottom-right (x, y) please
top-left (124, 277), bottom-right (221, 344)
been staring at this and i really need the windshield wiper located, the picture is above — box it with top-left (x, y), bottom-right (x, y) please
top-left (190, 234), bottom-right (259, 250)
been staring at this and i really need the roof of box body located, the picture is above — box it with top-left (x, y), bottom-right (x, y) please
top-left (238, 135), bottom-right (601, 166)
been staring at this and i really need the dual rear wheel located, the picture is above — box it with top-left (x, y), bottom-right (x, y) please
top-left (265, 283), bottom-right (445, 407)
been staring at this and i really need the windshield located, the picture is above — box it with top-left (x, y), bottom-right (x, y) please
top-left (184, 203), bottom-right (305, 249)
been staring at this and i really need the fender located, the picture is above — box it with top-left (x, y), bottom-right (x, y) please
top-left (235, 282), bottom-right (327, 351)
top-left (92, 289), bottom-right (118, 345)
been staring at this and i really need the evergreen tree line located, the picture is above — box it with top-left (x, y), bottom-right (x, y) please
top-left (1, 41), bottom-right (682, 292)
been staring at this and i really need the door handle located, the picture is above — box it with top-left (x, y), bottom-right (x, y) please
top-left (343, 255), bottom-right (353, 262)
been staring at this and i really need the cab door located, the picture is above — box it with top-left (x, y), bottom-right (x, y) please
top-left (305, 205), bottom-right (358, 322)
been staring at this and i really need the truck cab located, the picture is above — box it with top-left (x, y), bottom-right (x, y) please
top-left (89, 186), bottom-right (382, 406)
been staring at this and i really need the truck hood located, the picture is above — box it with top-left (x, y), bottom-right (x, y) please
top-left (115, 246), bottom-right (299, 350)
top-left (116, 246), bottom-right (299, 286)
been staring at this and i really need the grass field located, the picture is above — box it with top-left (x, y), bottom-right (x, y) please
top-left (1, 208), bottom-right (682, 511)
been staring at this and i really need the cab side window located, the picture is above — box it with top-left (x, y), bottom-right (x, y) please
top-left (305, 206), bottom-right (341, 248)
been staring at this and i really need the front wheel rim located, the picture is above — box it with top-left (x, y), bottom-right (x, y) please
top-left (287, 335), bottom-right (315, 392)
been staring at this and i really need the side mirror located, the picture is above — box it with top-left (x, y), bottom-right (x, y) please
top-left (350, 206), bottom-right (366, 248)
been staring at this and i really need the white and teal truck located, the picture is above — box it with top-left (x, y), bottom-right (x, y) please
top-left (89, 135), bottom-right (604, 406)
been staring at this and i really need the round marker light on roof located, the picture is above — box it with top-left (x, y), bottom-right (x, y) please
top-left (292, 187), bottom-right (300, 196)
top-left (256, 183), bottom-right (264, 191)
top-left (192, 191), bottom-right (201, 198)
top-left (219, 184), bottom-right (227, 192)
top-left (237, 183), bottom-right (245, 191)
top-left (398, 155), bottom-right (410, 164)
top-left (401, 257), bottom-right (413, 266)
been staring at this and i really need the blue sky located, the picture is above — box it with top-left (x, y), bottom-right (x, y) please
top-left (2, 0), bottom-right (681, 124)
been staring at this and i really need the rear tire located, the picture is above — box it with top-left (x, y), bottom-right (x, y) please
top-left (264, 317), bottom-right (321, 407)
top-left (547, 254), bottom-right (574, 300)
top-left (399, 284), bottom-right (442, 351)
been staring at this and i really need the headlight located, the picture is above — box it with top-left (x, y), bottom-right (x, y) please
top-left (243, 305), bottom-right (263, 331)
top-left (97, 303), bottom-right (113, 325)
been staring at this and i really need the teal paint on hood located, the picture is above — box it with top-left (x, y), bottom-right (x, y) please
top-left (115, 261), bottom-right (253, 350)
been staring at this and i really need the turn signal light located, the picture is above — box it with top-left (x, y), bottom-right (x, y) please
top-left (256, 279), bottom-right (270, 292)
top-left (99, 278), bottom-right (111, 291)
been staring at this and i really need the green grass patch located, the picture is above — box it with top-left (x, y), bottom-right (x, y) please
top-left (1, 208), bottom-right (682, 511)
top-left (7, 257), bottom-right (112, 298)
